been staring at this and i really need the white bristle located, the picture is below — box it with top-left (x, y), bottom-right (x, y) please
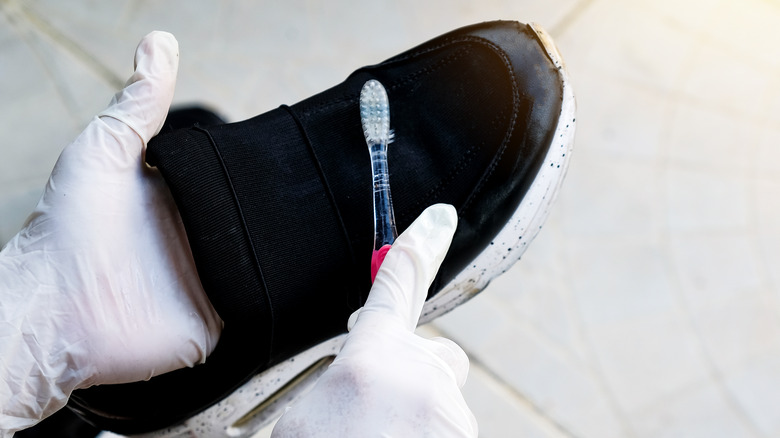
top-left (360, 79), bottom-right (391, 144)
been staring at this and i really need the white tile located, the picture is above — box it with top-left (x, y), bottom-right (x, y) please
top-left (431, 292), bottom-right (516, 356)
top-left (753, 178), bottom-right (780, 234)
top-left (669, 234), bottom-right (762, 304)
top-left (724, 354), bottom-right (780, 436)
top-left (566, 240), bottom-right (678, 326)
top-left (637, 0), bottom-right (724, 36)
top-left (490, 259), bottom-right (587, 363)
top-left (631, 382), bottom-right (755, 438)
top-left (558, 156), bottom-right (662, 238)
top-left (705, 0), bottom-right (780, 70)
top-left (479, 328), bottom-right (626, 437)
top-left (440, 0), bottom-right (581, 35)
top-left (573, 77), bottom-right (668, 163)
top-left (0, 9), bottom-right (17, 45)
top-left (0, 29), bottom-right (56, 105)
top-left (690, 292), bottom-right (780, 373)
top-left (0, 185), bottom-right (43, 247)
top-left (19, 1), bottom-right (132, 80)
top-left (557, 0), bottom-right (697, 94)
top-left (762, 85), bottom-right (780, 127)
top-left (122, 0), bottom-right (223, 52)
top-left (679, 42), bottom-right (775, 120)
top-left (665, 168), bottom-right (750, 232)
top-left (462, 364), bottom-right (567, 438)
top-left (27, 0), bottom-right (130, 31)
top-left (0, 19), bottom-right (105, 188)
top-left (18, 22), bottom-right (116, 123)
top-left (754, 127), bottom-right (780, 176)
top-left (587, 312), bottom-right (710, 413)
top-left (758, 236), bottom-right (780, 290)
top-left (666, 102), bottom-right (756, 173)
top-left (0, 90), bottom-right (74, 186)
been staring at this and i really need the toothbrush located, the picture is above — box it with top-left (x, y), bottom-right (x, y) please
top-left (360, 79), bottom-right (398, 283)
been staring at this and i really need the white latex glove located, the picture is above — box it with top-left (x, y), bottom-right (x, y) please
top-left (0, 32), bottom-right (222, 435)
top-left (272, 204), bottom-right (478, 437)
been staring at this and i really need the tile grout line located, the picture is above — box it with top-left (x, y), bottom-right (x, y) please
top-left (423, 323), bottom-right (577, 438)
top-left (3, 7), bottom-right (85, 131)
top-left (660, 231), bottom-right (768, 438)
top-left (5, 0), bottom-right (125, 91)
top-left (738, 0), bottom-right (780, 345)
top-left (1, 2), bottom-right (76, 132)
top-left (469, 357), bottom-right (576, 438)
top-left (549, 226), bottom-right (640, 438)
top-left (548, 1), bottom-right (767, 434)
top-left (547, 0), bottom-right (598, 38)
top-left (657, 3), bottom-right (769, 434)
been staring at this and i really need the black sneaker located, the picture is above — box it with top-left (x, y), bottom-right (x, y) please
top-left (68, 20), bottom-right (575, 437)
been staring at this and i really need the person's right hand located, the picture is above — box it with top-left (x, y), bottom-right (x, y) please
top-left (272, 203), bottom-right (478, 437)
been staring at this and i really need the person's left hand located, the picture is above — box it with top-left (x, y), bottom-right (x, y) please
top-left (0, 31), bottom-right (222, 434)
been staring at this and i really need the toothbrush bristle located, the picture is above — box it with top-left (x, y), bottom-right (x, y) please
top-left (360, 79), bottom-right (391, 144)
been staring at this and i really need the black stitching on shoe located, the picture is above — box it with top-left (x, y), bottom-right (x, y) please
top-left (391, 36), bottom-right (521, 217)
top-left (397, 110), bottom-right (511, 222)
top-left (298, 45), bottom-right (471, 118)
top-left (385, 46), bottom-right (472, 92)
top-left (374, 35), bottom-right (522, 214)
top-left (194, 125), bottom-right (276, 361)
top-left (455, 37), bottom-right (519, 211)
top-left (280, 104), bottom-right (358, 296)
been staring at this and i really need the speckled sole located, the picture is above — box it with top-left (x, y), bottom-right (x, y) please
top-left (132, 335), bottom-right (346, 438)
top-left (132, 22), bottom-right (575, 438)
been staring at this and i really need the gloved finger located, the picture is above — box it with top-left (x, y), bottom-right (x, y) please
top-left (351, 203), bottom-right (457, 333)
top-left (98, 31), bottom-right (179, 152)
top-left (425, 336), bottom-right (470, 388)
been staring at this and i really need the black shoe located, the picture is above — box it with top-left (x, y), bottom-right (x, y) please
top-left (68, 20), bottom-right (575, 436)
top-left (15, 407), bottom-right (100, 438)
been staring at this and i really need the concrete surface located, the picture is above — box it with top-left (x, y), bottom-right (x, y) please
top-left (2, 0), bottom-right (780, 437)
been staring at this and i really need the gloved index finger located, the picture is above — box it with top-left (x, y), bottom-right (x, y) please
top-left (354, 203), bottom-right (457, 332)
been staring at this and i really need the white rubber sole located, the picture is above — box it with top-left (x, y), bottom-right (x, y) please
top-left (130, 22), bottom-right (575, 438)
top-left (132, 335), bottom-right (346, 438)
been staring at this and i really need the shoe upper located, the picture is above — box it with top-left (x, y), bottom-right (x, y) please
top-left (68, 20), bottom-right (563, 434)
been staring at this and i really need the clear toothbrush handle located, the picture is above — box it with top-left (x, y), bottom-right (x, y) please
top-left (370, 140), bottom-right (397, 251)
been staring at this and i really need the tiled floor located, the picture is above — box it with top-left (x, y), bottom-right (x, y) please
top-left (2, 0), bottom-right (780, 437)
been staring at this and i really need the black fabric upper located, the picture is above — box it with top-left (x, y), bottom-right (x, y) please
top-left (68, 20), bottom-right (563, 434)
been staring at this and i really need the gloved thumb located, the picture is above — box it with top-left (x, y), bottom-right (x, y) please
top-left (349, 204), bottom-right (458, 332)
top-left (98, 31), bottom-right (178, 151)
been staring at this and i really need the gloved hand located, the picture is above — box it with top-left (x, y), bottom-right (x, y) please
top-left (272, 204), bottom-right (478, 437)
top-left (0, 32), bottom-right (222, 435)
